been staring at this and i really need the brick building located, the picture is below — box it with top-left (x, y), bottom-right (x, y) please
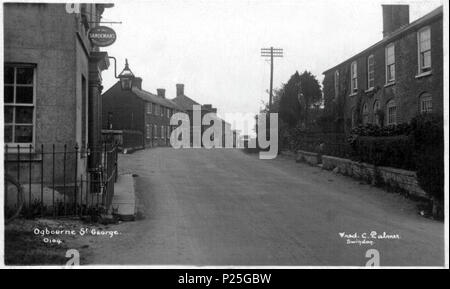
top-left (172, 85), bottom-right (232, 147)
top-left (102, 77), bottom-right (184, 149)
top-left (322, 5), bottom-right (443, 131)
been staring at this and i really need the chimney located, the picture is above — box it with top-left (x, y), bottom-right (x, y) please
top-left (157, 88), bottom-right (166, 98)
top-left (382, 5), bottom-right (410, 38)
top-left (176, 83), bottom-right (184, 96)
top-left (132, 77), bottom-right (142, 90)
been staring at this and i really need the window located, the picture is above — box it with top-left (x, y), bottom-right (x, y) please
top-left (334, 70), bottom-right (340, 99)
top-left (350, 61), bottom-right (358, 93)
top-left (146, 103), bottom-right (152, 114)
top-left (146, 124), bottom-right (151, 139)
top-left (167, 125), bottom-right (170, 139)
top-left (418, 27), bottom-right (431, 73)
top-left (420, 93), bottom-right (432, 113)
top-left (386, 44), bottom-right (395, 83)
top-left (386, 100), bottom-right (397, 125)
top-left (4, 64), bottom-right (35, 145)
top-left (367, 55), bottom-right (375, 89)
top-left (161, 125), bottom-right (164, 138)
top-left (154, 125), bottom-right (157, 139)
top-left (362, 103), bottom-right (369, 124)
top-left (373, 100), bottom-right (381, 126)
top-left (161, 107), bottom-right (164, 117)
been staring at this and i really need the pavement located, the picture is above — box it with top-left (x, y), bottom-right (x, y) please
top-left (86, 147), bottom-right (445, 266)
top-left (111, 174), bottom-right (136, 220)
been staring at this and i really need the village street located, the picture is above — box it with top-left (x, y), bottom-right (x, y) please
top-left (86, 148), bottom-right (444, 266)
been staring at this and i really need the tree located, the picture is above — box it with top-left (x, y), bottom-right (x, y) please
top-left (298, 71), bottom-right (322, 129)
top-left (278, 72), bottom-right (301, 127)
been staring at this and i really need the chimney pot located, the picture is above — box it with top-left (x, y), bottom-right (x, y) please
top-left (157, 88), bottom-right (166, 98)
top-left (176, 84), bottom-right (184, 96)
top-left (382, 5), bottom-right (410, 38)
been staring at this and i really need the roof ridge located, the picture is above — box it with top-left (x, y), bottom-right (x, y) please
top-left (323, 5), bottom-right (443, 74)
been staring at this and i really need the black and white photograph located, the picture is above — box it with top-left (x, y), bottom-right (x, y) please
top-left (0, 0), bottom-right (448, 272)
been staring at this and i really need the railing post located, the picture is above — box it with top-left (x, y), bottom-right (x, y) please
top-left (5, 145), bottom-right (8, 210)
top-left (63, 144), bottom-right (67, 216)
top-left (41, 144), bottom-right (44, 217)
top-left (74, 143), bottom-right (79, 216)
top-left (29, 144), bottom-right (32, 209)
top-left (16, 145), bottom-right (20, 207)
top-left (52, 144), bottom-right (55, 218)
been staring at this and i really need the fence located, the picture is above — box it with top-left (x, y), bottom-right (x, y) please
top-left (289, 132), bottom-right (353, 159)
top-left (102, 129), bottom-right (144, 151)
top-left (4, 142), bottom-right (118, 219)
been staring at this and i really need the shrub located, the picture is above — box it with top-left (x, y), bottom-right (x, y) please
top-left (410, 114), bottom-right (444, 205)
top-left (351, 123), bottom-right (412, 137)
top-left (350, 135), bottom-right (416, 170)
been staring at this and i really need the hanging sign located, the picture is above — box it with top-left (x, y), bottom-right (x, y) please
top-left (88, 26), bottom-right (117, 47)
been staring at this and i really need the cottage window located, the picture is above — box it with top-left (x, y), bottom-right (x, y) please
top-left (420, 93), bottom-right (432, 113)
top-left (373, 100), bottom-right (381, 126)
top-left (350, 61), bottom-right (358, 93)
top-left (146, 124), bottom-right (151, 139)
top-left (146, 103), bottom-right (152, 114)
top-left (351, 107), bottom-right (357, 128)
top-left (334, 70), bottom-right (339, 99)
top-left (418, 27), bottom-right (431, 73)
top-left (362, 103), bottom-right (369, 125)
top-left (385, 44), bottom-right (395, 83)
top-left (367, 55), bottom-right (375, 89)
top-left (4, 64), bottom-right (35, 146)
top-left (386, 100), bottom-right (397, 126)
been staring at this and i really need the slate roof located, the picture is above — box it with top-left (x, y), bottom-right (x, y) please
top-left (131, 86), bottom-right (184, 111)
top-left (172, 94), bottom-right (201, 111)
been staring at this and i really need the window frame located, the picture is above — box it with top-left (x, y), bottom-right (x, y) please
top-left (385, 43), bottom-right (396, 84)
top-left (350, 61), bottom-right (358, 94)
top-left (417, 26), bottom-right (431, 74)
top-left (386, 100), bottom-right (397, 126)
top-left (146, 124), bottom-right (151, 139)
top-left (373, 100), bottom-right (381, 126)
top-left (419, 93), bottom-right (432, 114)
top-left (367, 54), bottom-right (375, 89)
top-left (4, 63), bottom-right (37, 147)
top-left (362, 102), bottom-right (369, 125)
top-left (334, 70), bottom-right (340, 99)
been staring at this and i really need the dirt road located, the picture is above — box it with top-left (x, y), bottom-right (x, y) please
top-left (86, 148), bottom-right (444, 266)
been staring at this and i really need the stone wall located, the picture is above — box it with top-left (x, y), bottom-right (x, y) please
top-left (322, 155), bottom-right (427, 199)
top-left (296, 150), bottom-right (321, 166)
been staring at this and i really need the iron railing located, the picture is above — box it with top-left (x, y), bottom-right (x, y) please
top-left (4, 142), bottom-right (118, 219)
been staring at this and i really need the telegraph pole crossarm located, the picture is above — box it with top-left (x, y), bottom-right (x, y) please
top-left (260, 47), bottom-right (283, 112)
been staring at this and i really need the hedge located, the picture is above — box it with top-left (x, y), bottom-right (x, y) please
top-left (350, 135), bottom-right (416, 171)
top-left (410, 114), bottom-right (444, 203)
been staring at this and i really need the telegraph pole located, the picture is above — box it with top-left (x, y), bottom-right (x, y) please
top-left (261, 47), bottom-right (283, 112)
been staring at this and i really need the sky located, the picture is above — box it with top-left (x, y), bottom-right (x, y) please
top-left (101, 0), bottom-right (444, 133)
